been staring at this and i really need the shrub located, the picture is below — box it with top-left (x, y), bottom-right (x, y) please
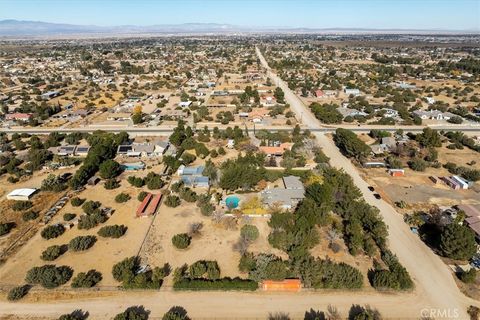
top-left (41, 245), bottom-right (66, 261)
top-left (70, 197), bottom-right (85, 207)
top-left (7, 285), bottom-right (30, 301)
top-left (0, 222), bottom-right (15, 236)
top-left (12, 201), bottom-right (33, 211)
top-left (460, 268), bottom-right (477, 284)
top-left (41, 224), bottom-right (65, 240)
top-left (165, 195), bottom-right (181, 208)
top-left (173, 277), bottom-right (258, 291)
top-left (145, 172), bottom-right (164, 190)
top-left (179, 188), bottom-right (197, 202)
top-left (408, 158), bottom-right (428, 172)
top-left (162, 307), bottom-right (189, 320)
top-left (81, 200), bottom-right (101, 214)
top-left (115, 193), bottom-right (131, 203)
top-left (104, 179), bottom-right (120, 190)
top-left (240, 225), bottom-right (259, 242)
top-left (114, 306), bottom-right (150, 320)
top-left (137, 191), bottom-right (148, 201)
top-left (63, 213), bottom-right (76, 221)
top-left (128, 176), bottom-right (145, 188)
top-left (112, 256), bottom-right (165, 289)
top-left (22, 210), bottom-right (39, 221)
top-left (78, 213), bottom-right (107, 230)
top-left (71, 269), bottom-right (102, 288)
top-left (69, 235), bottom-right (97, 251)
top-left (98, 225), bottom-right (128, 238)
top-left (172, 233), bottom-right (191, 249)
top-left (25, 265), bottom-right (73, 288)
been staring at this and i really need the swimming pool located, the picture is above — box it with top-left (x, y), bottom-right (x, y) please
top-left (225, 196), bottom-right (240, 209)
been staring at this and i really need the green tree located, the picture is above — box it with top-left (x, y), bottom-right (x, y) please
top-left (99, 159), bottom-right (122, 179)
top-left (440, 224), bottom-right (477, 260)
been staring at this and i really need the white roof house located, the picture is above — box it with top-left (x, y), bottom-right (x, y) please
top-left (7, 188), bottom-right (37, 201)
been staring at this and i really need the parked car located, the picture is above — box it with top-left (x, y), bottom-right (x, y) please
top-left (368, 186), bottom-right (375, 192)
top-left (374, 193), bottom-right (382, 200)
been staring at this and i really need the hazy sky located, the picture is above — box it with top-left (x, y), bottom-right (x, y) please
top-left (1, 0), bottom-right (479, 30)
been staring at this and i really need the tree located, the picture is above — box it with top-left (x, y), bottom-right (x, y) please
top-left (71, 270), bottom-right (102, 288)
top-left (415, 128), bottom-right (442, 148)
top-left (408, 158), bottom-right (428, 172)
top-left (41, 245), bottom-right (66, 261)
top-left (70, 197), bottom-right (85, 207)
top-left (460, 268), bottom-right (477, 284)
top-left (172, 233), bottom-right (191, 249)
top-left (162, 307), bottom-right (189, 320)
top-left (98, 225), bottom-right (128, 238)
top-left (25, 265), bottom-right (73, 288)
top-left (114, 306), bottom-right (150, 320)
top-left (440, 224), bottom-right (477, 260)
top-left (0, 222), bottom-right (15, 236)
top-left (115, 193), bottom-right (131, 203)
top-left (68, 235), bottom-right (97, 251)
top-left (22, 210), bottom-right (39, 221)
top-left (7, 285), bottom-right (30, 301)
top-left (99, 159), bottom-right (122, 179)
top-left (165, 195), bottom-right (181, 208)
top-left (333, 128), bottom-right (371, 160)
top-left (41, 224), bottom-right (65, 240)
top-left (240, 225), bottom-right (259, 242)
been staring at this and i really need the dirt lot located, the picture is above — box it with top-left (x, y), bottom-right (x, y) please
top-left (0, 171), bottom-right (160, 287)
top-left (359, 144), bottom-right (480, 209)
top-left (139, 196), bottom-right (287, 287)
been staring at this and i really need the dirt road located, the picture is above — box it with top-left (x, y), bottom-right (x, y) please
top-left (255, 46), bottom-right (476, 319)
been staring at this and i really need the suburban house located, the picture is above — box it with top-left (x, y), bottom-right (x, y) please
top-left (457, 204), bottom-right (480, 240)
top-left (336, 106), bottom-right (367, 118)
top-left (177, 165), bottom-right (210, 188)
top-left (260, 96), bottom-right (277, 107)
top-left (382, 108), bottom-right (399, 118)
top-left (344, 88), bottom-right (361, 96)
top-left (41, 91), bottom-right (61, 100)
top-left (260, 175), bottom-right (305, 210)
top-left (259, 142), bottom-right (293, 157)
top-left (117, 141), bottom-right (169, 157)
top-left (5, 113), bottom-right (32, 121)
top-left (413, 110), bottom-right (455, 121)
top-left (248, 108), bottom-right (270, 122)
top-left (48, 145), bottom-right (90, 157)
top-left (178, 101), bottom-right (192, 108)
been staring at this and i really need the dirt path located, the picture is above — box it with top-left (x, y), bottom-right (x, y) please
top-left (255, 46), bottom-right (477, 319)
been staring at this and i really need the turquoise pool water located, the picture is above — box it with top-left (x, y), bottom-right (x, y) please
top-left (225, 196), bottom-right (240, 209)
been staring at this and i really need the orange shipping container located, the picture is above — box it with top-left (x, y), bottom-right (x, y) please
top-left (262, 279), bottom-right (301, 292)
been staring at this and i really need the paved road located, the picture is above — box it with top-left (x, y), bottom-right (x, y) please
top-left (256, 46), bottom-right (476, 319)
top-left (2, 124), bottom-right (480, 136)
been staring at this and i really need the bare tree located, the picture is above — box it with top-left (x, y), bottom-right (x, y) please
top-left (188, 222), bottom-right (203, 238)
top-left (232, 236), bottom-right (250, 255)
top-left (326, 304), bottom-right (341, 320)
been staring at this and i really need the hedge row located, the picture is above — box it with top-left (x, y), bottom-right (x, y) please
top-left (173, 278), bottom-right (258, 291)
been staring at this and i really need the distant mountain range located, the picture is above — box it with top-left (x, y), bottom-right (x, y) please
top-left (0, 19), bottom-right (478, 37)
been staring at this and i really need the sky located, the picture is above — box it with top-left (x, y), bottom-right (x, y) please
top-left (0, 0), bottom-right (479, 30)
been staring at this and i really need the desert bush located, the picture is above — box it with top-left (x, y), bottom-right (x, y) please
top-left (165, 195), bottom-right (181, 208)
top-left (41, 245), bottom-right (67, 261)
top-left (25, 265), bottom-right (73, 288)
top-left (68, 235), bottom-right (97, 251)
top-left (104, 179), bottom-right (120, 190)
top-left (98, 225), bottom-right (128, 238)
top-left (41, 224), bottom-right (65, 240)
top-left (22, 210), bottom-right (39, 221)
top-left (63, 213), bottom-right (76, 221)
top-left (71, 269), bottom-right (102, 288)
top-left (114, 306), bottom-right (150, 320)
top-left (12, 201), bottom-right (33, 211)
top-left (7, 285), bottom-right (30, 301)
top-left (172, 233), bottom-right (191, 249)
top-left (70, 197), bottom-right (85, 207)
top-left (240, 225), bottom-right (259, 242)
top-left (137, 191), bottom-right (148, 201)
top-left (128, 176), bottom-right (145, 188)
top-left (115, 193), bottom-right (131, 203)
top-left (81, 200), bottom-right (102, 214)
top-left (112, 256), bottom-right (166, 289)
top-left (78, 213), bottom-right (107, 230)
top-left (0, 222), bottom-right (15, 236)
